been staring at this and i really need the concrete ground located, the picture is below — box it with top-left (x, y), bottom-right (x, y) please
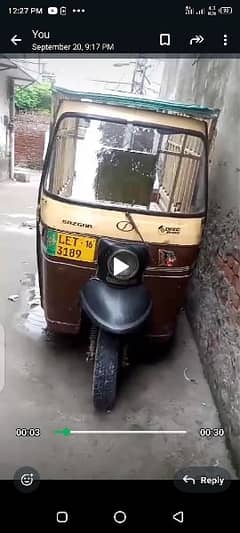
top-left (0, 174), bottom-right (235, 479)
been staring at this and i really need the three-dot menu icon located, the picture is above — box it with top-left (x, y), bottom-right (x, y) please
top-left (72, 8), bottom-right (86, 13)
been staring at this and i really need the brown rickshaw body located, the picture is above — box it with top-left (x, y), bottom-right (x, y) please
top-left (37, 93), bottom-right (219, 340)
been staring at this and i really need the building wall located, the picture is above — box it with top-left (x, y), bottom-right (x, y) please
top-left (0, 71), bottom-right (10, 181)
top-left (159, 58), bottom-right (240, 473)
top-left (15, 111), bottom-right (50, 169)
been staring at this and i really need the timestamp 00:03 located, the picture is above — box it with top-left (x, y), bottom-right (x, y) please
top-left (16, 427), bottom-right (41, 437)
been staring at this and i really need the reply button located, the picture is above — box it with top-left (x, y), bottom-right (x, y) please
top-left (174, 467), bottom-right (232, 493)
top-left (200, 475), bottom-right (225, 487)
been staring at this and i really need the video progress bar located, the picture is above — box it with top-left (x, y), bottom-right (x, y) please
top-left (54, 428), bottom-right (188, 437)
top-left (70, 430), bottom-right (188, 435)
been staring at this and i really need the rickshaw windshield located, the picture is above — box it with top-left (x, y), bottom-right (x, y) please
top-left (45, 115), bottom-right (206, 214)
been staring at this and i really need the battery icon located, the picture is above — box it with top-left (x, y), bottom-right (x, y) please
top-left (218, 6), bottom-right (233, 14)
top-left (60, 6), bottom-right (67, 15)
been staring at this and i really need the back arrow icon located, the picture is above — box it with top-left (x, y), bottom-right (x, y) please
top-left (11, 35), bottom-right (22, 46)
top-left (190, 35), bottom-right (204, 45)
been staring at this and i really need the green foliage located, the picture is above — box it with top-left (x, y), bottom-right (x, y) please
top-left (15, 82), bottom-right (52, 111)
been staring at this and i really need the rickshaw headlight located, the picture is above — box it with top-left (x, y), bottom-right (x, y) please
top-left (107, 249), bottom-right (140, 281)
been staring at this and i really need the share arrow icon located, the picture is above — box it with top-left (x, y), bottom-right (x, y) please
top-left (189, 34), bottom-right (204, 45)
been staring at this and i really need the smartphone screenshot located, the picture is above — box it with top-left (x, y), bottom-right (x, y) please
top-left (0, 1), bottom-right (239, 529)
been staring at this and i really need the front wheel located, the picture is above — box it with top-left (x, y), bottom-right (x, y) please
top-left (92, 329), bottom-right (121, 411)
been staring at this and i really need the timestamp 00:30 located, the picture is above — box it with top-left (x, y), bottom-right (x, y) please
top-left (199, 427), bottom-right (225, 438)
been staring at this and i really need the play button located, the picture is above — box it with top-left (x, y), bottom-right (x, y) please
top-left (113, 257), bottom-right (129, 276)
top-left (107, 249), bottom-right (140, 280)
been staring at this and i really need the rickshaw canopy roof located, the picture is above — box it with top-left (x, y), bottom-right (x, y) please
top-left (54, 86), bottom-right (220, 120)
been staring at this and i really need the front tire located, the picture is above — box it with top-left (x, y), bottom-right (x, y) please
top-left (92, 329), bottom-right (120, 411)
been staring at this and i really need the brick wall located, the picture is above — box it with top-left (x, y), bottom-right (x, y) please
top-left (217, 248), bottom-right (240, 316)
top-left (15, 111), bottom-right (50, 169)
top-left (217, 249), bottom-right (240, 317)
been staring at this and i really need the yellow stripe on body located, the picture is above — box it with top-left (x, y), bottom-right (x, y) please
top-left (40, 195), bottom-right (204, 246)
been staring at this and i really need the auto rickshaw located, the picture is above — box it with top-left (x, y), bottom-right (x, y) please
top-left (37, 87), bottom-right (219, 410)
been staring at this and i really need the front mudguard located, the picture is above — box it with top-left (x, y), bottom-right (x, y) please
top-left (80, 278), bottom-right (152, 335)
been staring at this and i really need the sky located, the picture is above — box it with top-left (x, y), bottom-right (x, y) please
top-left (42, 58), bottom-right (165, 95)
top-left (44, 58), bottom-right (135, 91)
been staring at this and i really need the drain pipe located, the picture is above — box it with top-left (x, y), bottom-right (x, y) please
top-left (8, 77), bottom-right (15, 181)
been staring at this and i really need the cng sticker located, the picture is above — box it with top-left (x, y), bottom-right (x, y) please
top-left (46, 229), bottom-right (58, 255)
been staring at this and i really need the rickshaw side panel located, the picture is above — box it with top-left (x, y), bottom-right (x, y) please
top-left (41, 254), bottom-right (94, 334)
top-left (144, 273), bottom-right (192, 338)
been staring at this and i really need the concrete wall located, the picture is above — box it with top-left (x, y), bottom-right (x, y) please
top-left (159, 59), bottom-right (240, 473)
top-left (0, 71), bottom-right (9, 181)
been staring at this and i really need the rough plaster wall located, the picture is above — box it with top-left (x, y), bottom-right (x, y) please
top-left (160, 59), bottom-right (240, 474)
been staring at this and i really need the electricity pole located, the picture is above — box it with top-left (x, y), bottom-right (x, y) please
top-left (90, 59), bottom-right (151, 95)
top-left (130, 59), bottom-right (149, 94)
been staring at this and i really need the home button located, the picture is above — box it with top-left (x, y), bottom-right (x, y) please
top-left (113, 510), bottom-right (127, 524)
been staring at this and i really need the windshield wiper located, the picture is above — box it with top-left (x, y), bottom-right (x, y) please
top-left (125, 211), bottom-right (145, 243)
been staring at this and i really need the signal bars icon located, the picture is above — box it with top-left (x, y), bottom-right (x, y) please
top-left (185, 6), bottom-right (206, 15)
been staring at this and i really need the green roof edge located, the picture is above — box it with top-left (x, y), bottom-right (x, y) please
top-left (53, 86), bottom-right (220, 120)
